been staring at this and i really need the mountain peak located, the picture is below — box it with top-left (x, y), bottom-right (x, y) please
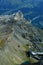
top-left (13, 11), bottom-right (24, 21)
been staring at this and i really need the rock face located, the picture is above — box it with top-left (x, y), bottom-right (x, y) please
top-left (13, 11), bottom-right (24, 21)
top-left (0, 11), bottom-right (43, 65)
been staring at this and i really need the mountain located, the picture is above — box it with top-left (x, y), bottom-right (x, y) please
top-left (0, 11), bottom-right (43, 65)
top-left (0, 0), bottom-right (43, 29)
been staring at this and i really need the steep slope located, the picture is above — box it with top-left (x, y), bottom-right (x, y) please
top-left (0, 11), bottom-right (43, 65)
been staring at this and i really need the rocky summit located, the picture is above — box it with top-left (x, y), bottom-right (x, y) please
top-left (0, 11), bottom-right (43, 65)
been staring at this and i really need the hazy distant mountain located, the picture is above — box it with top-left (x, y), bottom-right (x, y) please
top-left (0, 0), bottom-right (42, 10)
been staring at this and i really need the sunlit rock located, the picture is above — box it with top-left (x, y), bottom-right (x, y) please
top-left (14, 11), bottom-right (24, 21)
